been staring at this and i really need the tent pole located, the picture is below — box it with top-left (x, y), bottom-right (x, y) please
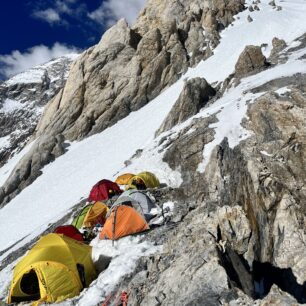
top-left (112, 207), bottom-right (118, 247)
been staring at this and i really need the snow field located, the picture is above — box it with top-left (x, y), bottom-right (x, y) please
top-left (0, 99), bottom-right (24, 113)
top-left (0, 136), bottom-right (10, 151)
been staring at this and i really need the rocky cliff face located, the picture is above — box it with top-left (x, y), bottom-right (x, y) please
top-left (0, 0), bottom-right (245, 207)
top-left (115, 34), bottom-right (306, 305)
top-left (35, 0), bottom-right (244, 141)
top-left (0, 55), bottom-right (78, 167)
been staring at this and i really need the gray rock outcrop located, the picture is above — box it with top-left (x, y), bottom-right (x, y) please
top-left (247, 15), bottom-right (253, 22)
top-left (35, 0), bottom-right (245, 142)
top-left (235, 45), bottom-right (268, 77)
top-left (269, 0), bottom-right (276, 7)
top-left (156, 77), bottom-right (216, 135)
top-left (270, 37), bottom-right (287, 56)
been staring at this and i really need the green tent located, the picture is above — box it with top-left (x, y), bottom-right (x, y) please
top-left (72, 205), bottom-right (92, 229)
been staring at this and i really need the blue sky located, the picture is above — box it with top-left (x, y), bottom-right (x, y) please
top-left (0, 0), bottom-right (146, 79)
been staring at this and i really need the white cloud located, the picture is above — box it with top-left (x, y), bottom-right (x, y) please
top-left (55, 1), bottom-right (72, 14)
top-left (33, 8), bottom-right (61, 25)
top-left (32, 0), bottom-right (80, 25)
top-left (88, 0), bottom-right (146, 27)
top-left (0, 43), bottom-right (79, 79)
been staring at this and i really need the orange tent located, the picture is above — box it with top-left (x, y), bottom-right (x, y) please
top-left (99, 205), bottom-right (149, 241)
top-left (115, 173), bottom-right (135, 186)
top-left (83, 202), bottom-right (109, 228)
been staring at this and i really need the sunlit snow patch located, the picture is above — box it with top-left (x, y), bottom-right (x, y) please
top-left (275, 87), bottom-right (291, 95)
top-left (0, 99), bottom-right (23, 113)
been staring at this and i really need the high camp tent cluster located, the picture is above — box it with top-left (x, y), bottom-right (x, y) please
top-left (7, 171), bottom-right (160, 304)
top-left (100, 177), bottom-right (159, 241)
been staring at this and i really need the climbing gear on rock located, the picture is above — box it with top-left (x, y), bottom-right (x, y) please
top-left (116, 291), bottom-right (129, 306)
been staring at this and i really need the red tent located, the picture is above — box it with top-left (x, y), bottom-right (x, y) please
top-left (53, 225), bottom-right (84, 242)
top-left (88, 179), bottom-right (122, 202)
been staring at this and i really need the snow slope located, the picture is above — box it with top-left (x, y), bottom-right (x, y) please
top-left (186, 0), bottom-right (306, 84)
top-left (1, 0), bottom-right (306, 303)
top-left (4, 54), bottom-right (79, 86)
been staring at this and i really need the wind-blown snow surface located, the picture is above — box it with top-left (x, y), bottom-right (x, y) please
top-left (1, 0), bottom-right (306, 303)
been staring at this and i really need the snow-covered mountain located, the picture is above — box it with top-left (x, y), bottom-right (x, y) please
top-left (0, 0), bottom-right (306, 305)
top-left (0, 54), bottom-right (79, 167)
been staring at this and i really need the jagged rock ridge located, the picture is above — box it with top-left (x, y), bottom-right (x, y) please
top-left (35, 0), bottom-right (244, 141)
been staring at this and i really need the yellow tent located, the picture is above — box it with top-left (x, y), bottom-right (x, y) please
top-left (126, 171), bottom-right (160, 190)
top-left (115, 173), bottom-right (135, 185)
top-left (83, 201), bottom-right (109, 228)
top-left (7, 233), bottom-right (96, 304)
